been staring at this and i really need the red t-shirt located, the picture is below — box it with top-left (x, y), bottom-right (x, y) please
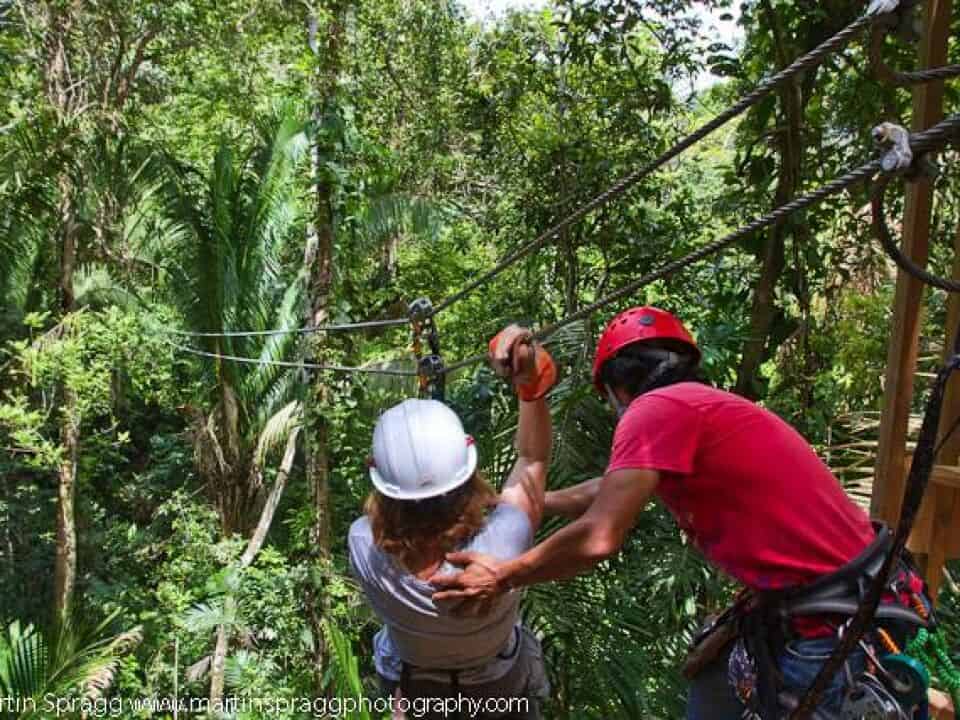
top-left (606, 382), bottom-right (875, 591)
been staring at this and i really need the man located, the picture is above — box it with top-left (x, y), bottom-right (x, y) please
top-left (432, 306), bottom-right (929, 718)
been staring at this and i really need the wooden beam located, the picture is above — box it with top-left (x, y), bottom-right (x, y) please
top-left (872, 0), bottom-right (954, 528)
top-left (926, 219), bottom-right (960, 602)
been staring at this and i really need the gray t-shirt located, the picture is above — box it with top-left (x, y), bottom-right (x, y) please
top-left (348, 502), bottom-right (533, 684)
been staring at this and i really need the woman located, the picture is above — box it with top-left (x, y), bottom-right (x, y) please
top-left (348, 325), bottom-right (556, 719)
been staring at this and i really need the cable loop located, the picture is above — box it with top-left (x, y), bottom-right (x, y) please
top-left (870, 0), bottom-right (960, 86)
top-left (871, 173), bottom-right (960, 293)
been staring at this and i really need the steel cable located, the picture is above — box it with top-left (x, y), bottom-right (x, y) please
top-left (429, 11), bottom-right (877, 317)
top-left (153, 316), bottom-right (407, 339)
top-left (873, 172), bottom-right (960, 292)
top-left (162, 338), bottom-right (419, 376)
top-left (870, 15), bottom-right (960, 86)
top-left (442, 114), bottom-right (960, 377)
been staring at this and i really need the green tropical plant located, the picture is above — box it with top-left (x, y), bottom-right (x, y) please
top-left (0, 610), bottom-right (142, 720)
top-left (162, 107), bottom-right (312, 708)
top-left (163, 108), bottom-right (309, 537)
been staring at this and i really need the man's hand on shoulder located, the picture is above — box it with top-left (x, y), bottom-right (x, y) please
top-left (430, 551), bottom-right (510, 617)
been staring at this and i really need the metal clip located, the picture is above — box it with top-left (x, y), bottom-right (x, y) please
top-left (408, 297), bottom-right (434, 323)
top-left (867, 0), bottom-right (900, 17)
top-left (418, 355), bottom-right (445, 379)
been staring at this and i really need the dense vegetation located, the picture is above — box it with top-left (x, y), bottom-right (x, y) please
top-left (1, 0), bottom-right (959, 717)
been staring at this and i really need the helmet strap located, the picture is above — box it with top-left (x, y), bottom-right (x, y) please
top-left (604, 383), bottom-right (629, 418)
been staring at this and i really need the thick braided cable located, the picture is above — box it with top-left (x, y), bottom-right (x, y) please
top-left (870, 7), bottom-right (960, 86)
top-left (430, 12), bottom-right (876, 317)
top-left (442, 114), bottom-right (960, 376)
top-left (787, 115), bottom-right (960, 720)
top-left (893, 65), bottom-right (960, 84)
top-left (873, 172), bottom-right (960, 292)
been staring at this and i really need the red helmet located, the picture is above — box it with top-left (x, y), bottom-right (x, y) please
top-left (591, 306), bottom-right (699, 394)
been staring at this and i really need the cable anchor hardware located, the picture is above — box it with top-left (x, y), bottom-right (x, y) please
top-left (409, 298), bottom-right (446, 401)
top-left (873, 122), bottom-right (939, 179)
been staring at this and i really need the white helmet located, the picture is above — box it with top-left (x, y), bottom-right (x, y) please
top-left (369, 399), bottom-right (478, 501)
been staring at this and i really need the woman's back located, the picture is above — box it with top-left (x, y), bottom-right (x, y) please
top-left (348, 502), bottom-right (533, 683)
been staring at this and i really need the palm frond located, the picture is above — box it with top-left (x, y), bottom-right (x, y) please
top-left (0, 610), bottom-right (142, 715)
top-left (72, 263), bottom-right (141, 310)
top-left (182, 602), bottom-right (239, 635)
top-left (253, 400), bottom-right (302, 468)
top-left (322, 621), bottom-right (372, 719)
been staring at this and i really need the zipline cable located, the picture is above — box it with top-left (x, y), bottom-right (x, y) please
top-left (870, 7), bottom-right (960, 87)
top-left (429, 9), bottom-right (884, 318)
top-left (152, 316), bottom-right (407, 339)
top-left (440, 114), bottom-right (960, 377)
top-left (162, 338), bottom-right (418, 377)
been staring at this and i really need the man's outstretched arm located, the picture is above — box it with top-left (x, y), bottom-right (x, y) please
top-left (432, 468), bottom-right (659, 603)
top-left (543, 476), bottom-right (603, 520)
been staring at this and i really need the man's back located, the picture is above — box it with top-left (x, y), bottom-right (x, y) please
top-left (606, 382), bottom-right (875, 590)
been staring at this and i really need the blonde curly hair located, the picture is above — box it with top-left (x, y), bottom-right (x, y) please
top-left (364, 473), bottom-right (495, 570)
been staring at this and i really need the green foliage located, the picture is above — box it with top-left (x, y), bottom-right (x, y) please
top-left (0, 610), bottom-right (142, 720)
top-left (3, 0), bottom-right (960, 717)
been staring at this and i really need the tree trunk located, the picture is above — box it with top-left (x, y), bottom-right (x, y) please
top-left (53, 172), bottom-right (79, 622)
top-left (734, 1), bottom-right (805, 399)
top-left (208, 621), bottom-right (229, 713)
top-left (303, 0), bottom-right (350, 693)
top-left (54, 389), bottom-right (79, 620)
top-left (208, 428), bottom-right (300, 710)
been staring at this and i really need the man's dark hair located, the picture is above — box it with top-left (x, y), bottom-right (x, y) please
top-left (598, 339), bottom-right (703, 398)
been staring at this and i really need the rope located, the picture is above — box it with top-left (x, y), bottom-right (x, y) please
top-left (428, 11), bottom-right (878, 317)
top-left (442, 114), bottom-right (960, 378)
top-left (154, 316), bottom-right (407, 338)
top-left (162, 338), bottom-right (419, 376)
top-left (873, 172), bottom-right (960, 292)
top-left (789, 350), bottom-right (960, 718)
top-left (870, 13), bottom-right (960, 86)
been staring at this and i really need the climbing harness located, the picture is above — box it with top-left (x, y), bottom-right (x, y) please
top-left (146, 5), bottom-right (960, 713)
top-left (409, 298), bottom-right (446, 401)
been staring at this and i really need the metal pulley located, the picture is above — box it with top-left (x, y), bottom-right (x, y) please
top-left (409, 298), bottom-right (446, 401)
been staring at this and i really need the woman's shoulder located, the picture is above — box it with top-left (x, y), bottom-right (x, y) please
top-left (349, 515), bottom-right (373, 545)
top-left (348, 516), bottom-right (376, 564)
top-left (468, 502), bottom-right (534, 557)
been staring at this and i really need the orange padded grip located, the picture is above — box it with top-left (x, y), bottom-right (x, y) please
top-left (515, 346), bottom-right (557, 401)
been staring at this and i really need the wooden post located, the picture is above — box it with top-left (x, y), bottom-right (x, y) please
top-left (872, 0), bottom-right (953, 529)
top-left (926, 221), bottom-right (960, 602)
